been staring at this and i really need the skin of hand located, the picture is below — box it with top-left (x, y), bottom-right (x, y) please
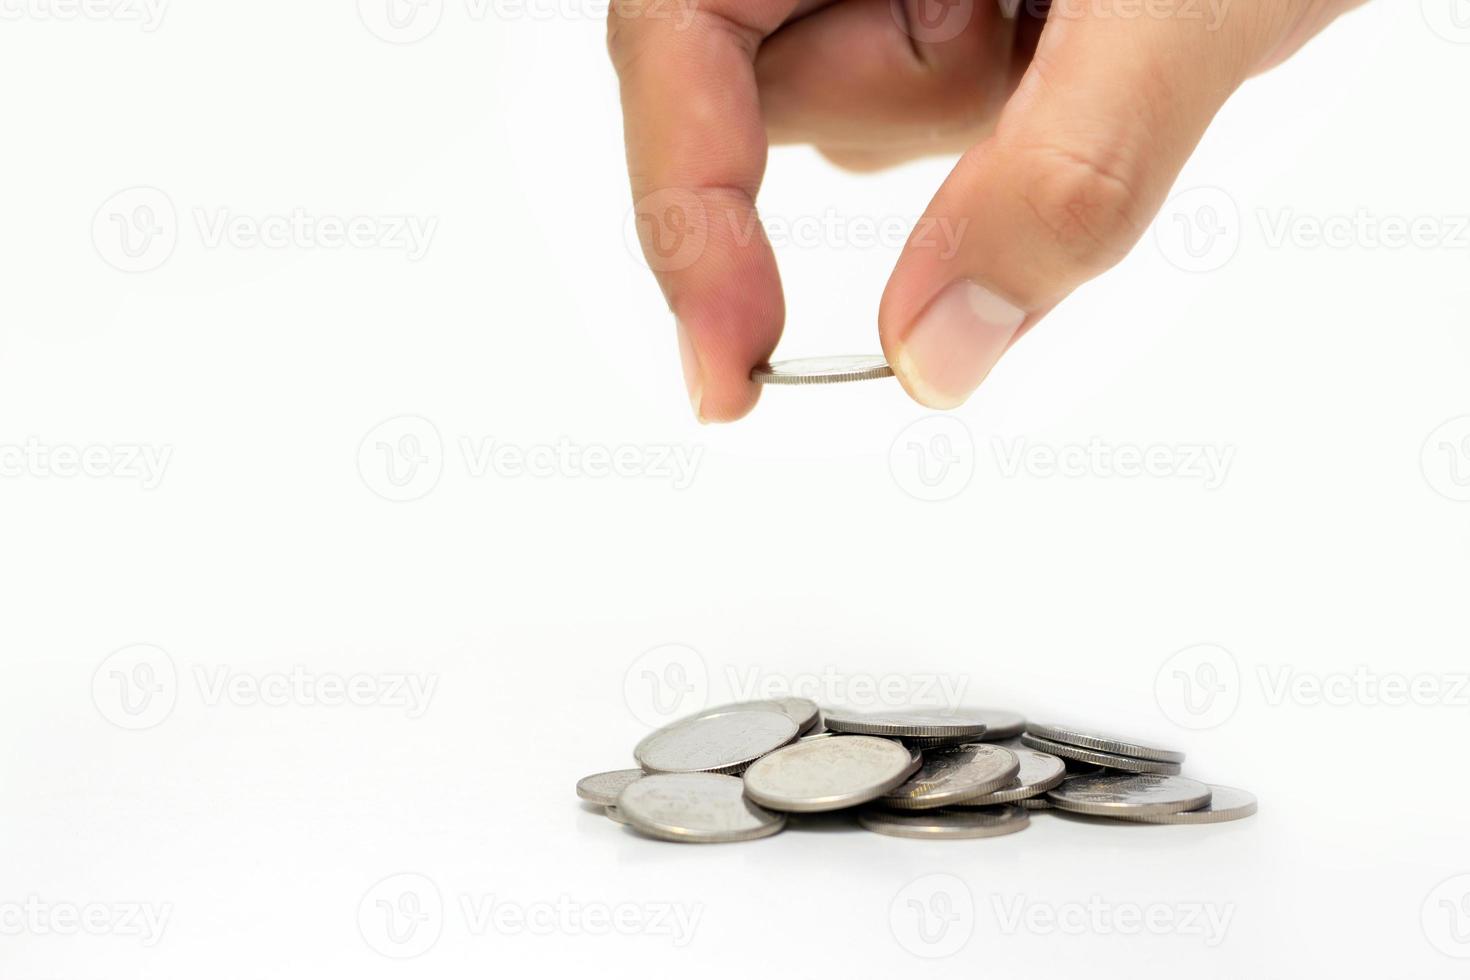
top-left (610, 0), bottom-right (1367, 421)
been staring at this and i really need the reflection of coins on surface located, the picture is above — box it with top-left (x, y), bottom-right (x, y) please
top-left (1119, 785), bottom-right (1257, 825)
top-left (635, 709), bottom-right (798, 775)
top-left (881, 744), bottom-right (1019, 809)
top-left (860, 805), bottom-right (1029, 840)
top-left (824, 709), bottom-right (989, 739)
top-left (575, 769), bottom-right (645, 806)
top-left (617, 773), bottom-right (786, 843)
top-left (1020, 733), bottom-right (1182, 775)
top-left (751, 355), bottom-right (895, 385)
top-left (1026, 722), bottom-right (1184, 763)
top-left (1047, 773), bottom-right (1212, 819)
top-left (743, 735), bottom-right (919, 812)
top-left (952, 746), bottom-right (1066, 806)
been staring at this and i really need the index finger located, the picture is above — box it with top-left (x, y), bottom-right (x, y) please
top-left (609, 0), bottom-right (800, 422)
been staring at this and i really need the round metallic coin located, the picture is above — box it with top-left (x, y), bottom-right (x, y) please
top-left (901, 734), bottom-right (975, 751)
top-left (1020, 733), bottom-right (1182, 775)
top-left (952, 746), bottom-right (1066, 806)
top-left (1026, 722), bottom-right (1184, 764)
top-left (858, 805), bottom-right (1030, 840)
top-left (1047, 773), bottom-right (1212, 818)
top-left (1019, 797), bottom-right (1052, 811)
top-left (604, 805), bottom-right (628, 825)
top-left (576, 768), bottom-right (646, 806)
top-left (1120, 785), bottom-right (1258, 825)
top-left (617, 773), bottom-right (786, 843)
top-left (971, 709), bottom-right (1026, 741)
top-left (751, 355), bottom-right (894, 385)
top-left (742, 735), bottom-right (920, 812)
top-left (823, 709), bottom-right (989, 740)
top-left (682, 698), bottom-right (821, 735)
top-left (635, 709), bottom-right (799, 775)
top-left (881, 744), bottom-right (1020, 809)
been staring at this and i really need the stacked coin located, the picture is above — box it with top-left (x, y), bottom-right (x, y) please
top-left (576, 701), bottom-right (1256, 843)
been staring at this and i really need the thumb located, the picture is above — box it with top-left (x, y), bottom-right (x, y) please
top-left (879, 5), bottom-right (1271, 409)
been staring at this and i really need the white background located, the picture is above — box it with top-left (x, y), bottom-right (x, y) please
top-left (3, 0), bottom-right (1469, 976)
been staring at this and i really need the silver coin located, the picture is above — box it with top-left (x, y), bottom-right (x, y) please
top-left (604, 805), bottom-right (628, 825)
top-left (751, 355), bottom-right (894, 385)
top-left (683, 698), bottom-right (820, 734)
top-left (972, 709), bottom-right (1026, 741)
top-left (1026, 722), bottom-right (1184, 764)
top-left (635, 709), bottom-right (799, 775)
top-left (576, 768), bottom-right (646, 806)
top-left (1020, 733), bottom-right (1182, 775)
top-left (1120, 785), bottom-right (1258, 825)
top-left (1018, 797), bottom-right (1052, 811)
top-left (901, 734), bottom-right (975, 751)
top-left (952, 746), bottom-right (1066, 806)
top-left (1047, 773), bottom-right (1212, 818)
top-left (859, 805), bottom-right (1030, 840)
top-left (617, 772), bottom-right (786, 843)
top-left (742, 735), bottom-right (920, 812)
top-left (881, 744), bottom-right (1020, 809)
top-left (823, 709), bottom-right (989, 739)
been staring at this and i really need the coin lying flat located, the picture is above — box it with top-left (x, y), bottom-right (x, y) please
top-left (635, 709), bottom-right (799, 775)
top-left (1020, 733), bottom-right (1182, 775)
top-left (1026, 722), bottom-right (1184, 764)
top-left (859, 805), bottom-right (1030, 840)
top-left (823, 709), bottom-right (989, 740)
top-left (1119, 785), bottom-right (1257, 825)
top-left (751, 355), bottom-right (894, 385)
top-left (971, 709), bottom-right (1027, 741)
top-left (742, 735), bottom-right (920, 812)
top-left (617, 772), bottom-right (786, 843)
top-left (683, 698), bottom-right (821, 735)
top-left (1047, 773), bottom-right (1212, 818)
top-left (576, 768), bottom-right (646, 806)
top-left (953, 746), bottom-right (1066, 806)
top-left (881, 744), bottom-right (1020, 809)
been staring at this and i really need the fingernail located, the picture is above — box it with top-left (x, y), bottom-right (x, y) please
top-left (893, 280), bottom-right (1027, 409)
top-left (676, 319), bottom-right (706, 423)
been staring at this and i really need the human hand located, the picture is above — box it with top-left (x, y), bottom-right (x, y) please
top-left (611, 0), bottom-right (1364, 420)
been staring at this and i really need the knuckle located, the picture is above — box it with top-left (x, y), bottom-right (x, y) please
top-left (1018, 141), bottom-right (1148, 275)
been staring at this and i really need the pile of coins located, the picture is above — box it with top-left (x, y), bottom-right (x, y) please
top-left (576, 699), bottom-right (1257, 843)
